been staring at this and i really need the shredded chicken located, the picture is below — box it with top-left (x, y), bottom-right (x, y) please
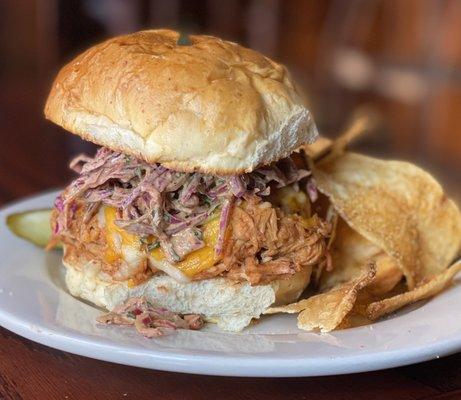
top-left (97, 297), bottom-right (205, 338)
top-left (52, 203), bottom-right (152, 284)
top-left (52, 148), bottom-right (331, 285)
top-left (194, 197), bottom-right (330, 284)
top-left (55, 195), bottom-right (330, 285)
top-left (53, 205), bottom-right (104, 258)
top-left (54, 148), bottom-right (311, 262)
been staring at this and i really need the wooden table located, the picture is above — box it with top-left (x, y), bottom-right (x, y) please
top-left (0, 326), bottom-right (460, 400)
top-left (1, 83), bottom-right (461, 400)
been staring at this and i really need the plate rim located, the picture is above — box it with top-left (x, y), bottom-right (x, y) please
top-left (0, 190), bottom-right (460, 377)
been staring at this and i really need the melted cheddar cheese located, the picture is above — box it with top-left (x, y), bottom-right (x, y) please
top-left (150, 217), bottom-right (221, 277)
top-left (273, 186), bottom-right (310, 217)
top-left (104, 207), bottom-right (140, 263)
top-left (105, 206), bottom-right (222, 278)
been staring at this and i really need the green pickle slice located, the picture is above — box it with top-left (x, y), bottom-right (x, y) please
top-left (6, 209), bottom-right (61, 249)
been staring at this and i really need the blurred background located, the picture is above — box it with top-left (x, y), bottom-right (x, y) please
top-left (0, 0), bottom-right (460, 204)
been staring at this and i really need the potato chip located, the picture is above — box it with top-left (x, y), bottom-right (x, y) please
top-left (301, 109), bottom-right (377, 162)
top-left (320, 220), bottom-right (380, 288)
top-left (298, 264), bottom-right (376, 332)
top-left (302, 136), bottom-right (333, 161)
top-left (313, 152), bottom-right (461, 288)
top-left (265, 297), bottom-right (314, 315)
top-left (324, 111), bottom-right (378, 163)
top-left (366, 260), bottom-right (461, 320)
top-left (368, 254), bottom-right (403, 296)
top-left (320, 219), bottom-right (403, 296)
top-left (266, 264), bottom-right (376, 332)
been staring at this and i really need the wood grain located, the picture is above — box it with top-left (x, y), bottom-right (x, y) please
top-left (0, 327), bottom-right (454, 400)
top-left (1, 13), bottom-right (461, 399)
top-left (0, 89), bottom-right (461, 400)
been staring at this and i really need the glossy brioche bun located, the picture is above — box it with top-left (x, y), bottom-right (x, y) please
top-left (45, 29), bottom-right (317, 174)
top-left (63, 245), bottom-right (312, 332)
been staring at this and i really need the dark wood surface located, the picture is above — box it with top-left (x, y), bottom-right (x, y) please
top-left (0, 82), bottom-right (460, 400)
top-left (0, 313), bottom-right (461, 400)
top-left (2, 1), bottom-right (461, 392)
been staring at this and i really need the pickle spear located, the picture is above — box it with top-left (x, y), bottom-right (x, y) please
top-left (6, 209), bottom-right (62, 249)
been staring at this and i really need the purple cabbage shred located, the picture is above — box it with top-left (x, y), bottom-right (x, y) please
top-left (55, 148), bottom-right (313, 262)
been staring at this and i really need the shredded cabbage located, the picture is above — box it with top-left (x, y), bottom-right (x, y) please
top-left (55, 148), bottom-right (312, 262)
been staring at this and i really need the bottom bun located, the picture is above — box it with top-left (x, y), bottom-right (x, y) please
top-left (63, 256), bottom-right (311, 332)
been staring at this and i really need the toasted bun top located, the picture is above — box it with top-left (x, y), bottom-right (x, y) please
top-left (45, 29), bottom-right (317, 174)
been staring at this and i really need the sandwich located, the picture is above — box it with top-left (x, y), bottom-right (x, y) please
top-left (45, 29), bottom-right (331, 332)
top-left (44, 29), bottom-right (461, 336)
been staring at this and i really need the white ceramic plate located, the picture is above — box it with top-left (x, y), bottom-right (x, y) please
top-left (0, 190), bottom-right (460, 377)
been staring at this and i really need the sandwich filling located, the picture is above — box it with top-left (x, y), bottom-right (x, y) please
top-left (52, 148), bottom-right (331, 285)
